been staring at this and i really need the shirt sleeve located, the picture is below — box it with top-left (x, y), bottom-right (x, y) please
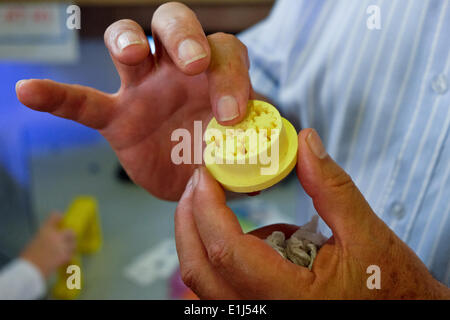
top-left (0, 258), bottom-right (46, 300)
top-left (238, 0), bottom-right (306, 106)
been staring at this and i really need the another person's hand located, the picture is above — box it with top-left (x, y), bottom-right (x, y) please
top-left (21, 214), bottom-right (76, 279)
top-left (174, 129), bottom-right (450, 299)
top-left (16, 2), bottom-right (253, 201)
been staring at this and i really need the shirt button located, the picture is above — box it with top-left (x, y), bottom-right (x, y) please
top-left (390, 201), bottom-right (406, 219)
top-left (431, 74), bottom-right (448, 94)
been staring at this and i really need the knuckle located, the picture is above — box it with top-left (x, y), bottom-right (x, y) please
top-left (207, 240), bottom-right (233, 268)
top-left (153, 2), bottom-right (193, 30)
top-left (104, 19), bottom-right (139, 42)
top-left (162, 16), bottom-right (185, 35)
top-left (179, 264), bottom-right (198, 290)
top-left (208, 32), bottom-right (249, 67)
top-left (208, 32), bottom-right (235, 44)
top-left (323, 169), bottom-right (355, 192)
top-left (53, 86), bottom-right (88, 122)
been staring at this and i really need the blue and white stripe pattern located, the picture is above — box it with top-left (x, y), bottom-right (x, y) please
top-left (239, 0), bottom-right (450, 286)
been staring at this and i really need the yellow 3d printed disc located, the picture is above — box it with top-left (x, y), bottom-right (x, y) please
top-left (204, 100), bottom-right (298, 193)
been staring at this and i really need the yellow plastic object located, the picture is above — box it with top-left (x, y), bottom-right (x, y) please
top-left (204, 100), bottom-right (298, 193)
top-left (52, 196), bottom-right (102, 300)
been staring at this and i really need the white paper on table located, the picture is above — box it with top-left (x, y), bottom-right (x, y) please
top-left (124, 238), bottom-right (179, 287)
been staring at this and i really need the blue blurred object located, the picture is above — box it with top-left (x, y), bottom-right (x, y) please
top-left (0, 39), bottom-right (120, 187)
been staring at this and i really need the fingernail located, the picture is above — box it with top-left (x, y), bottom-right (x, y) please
top-left (117, 31), bottom-right (144, 51)
top-left (178, 39), bottom-right (207, 66)
top-left (181, 173), bottom-right (194, 199)
top-left (15, 80), bottom-right (26, 91)
top-left (191, 168), bottom-right (200, 189)
top-left (217, 96), bottom-right (239, 122)
top-left (307, 129), bottom-right (327, 159)
top-left (183, 169), bottom-right (200, 197)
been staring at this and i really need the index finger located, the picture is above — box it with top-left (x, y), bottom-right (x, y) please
top-left (151, 2), bottom-right (210, 75)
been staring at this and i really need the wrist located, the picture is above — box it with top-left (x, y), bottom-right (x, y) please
top-left (20, 252), bottom-right (51, 280)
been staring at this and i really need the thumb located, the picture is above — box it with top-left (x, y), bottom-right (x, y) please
top-left (296, 129), bottom-right (377, 244)
top-left (192, 167), bottom-right (313, 298)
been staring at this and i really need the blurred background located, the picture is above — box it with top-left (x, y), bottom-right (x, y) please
top-left (0, 0), bottom-right (305, 299)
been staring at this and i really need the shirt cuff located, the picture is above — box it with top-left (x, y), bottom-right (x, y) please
top-left (0, 258), bottom-right (46, 300)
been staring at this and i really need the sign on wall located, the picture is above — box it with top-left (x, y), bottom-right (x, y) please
top-left (0, 3), bottom-right (78, 63)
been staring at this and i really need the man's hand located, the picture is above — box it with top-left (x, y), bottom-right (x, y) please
top-left (174, 128), bottom-right (450, 299)
top-left (16, 2), bottom-right (253, 200)
top-left (21, 214), bottom-right (76, 279)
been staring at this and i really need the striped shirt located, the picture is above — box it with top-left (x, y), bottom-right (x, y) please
top-left (239, 0), bottom-right (450, 286)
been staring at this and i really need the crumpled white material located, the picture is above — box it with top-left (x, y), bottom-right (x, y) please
top-left (265, 216), bottom-right (327, 270)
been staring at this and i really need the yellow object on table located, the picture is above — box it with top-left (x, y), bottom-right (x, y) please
top-left (52, 196), bottom-right (102, 300)
top-left (204, 100), bottom-right (298, 193)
